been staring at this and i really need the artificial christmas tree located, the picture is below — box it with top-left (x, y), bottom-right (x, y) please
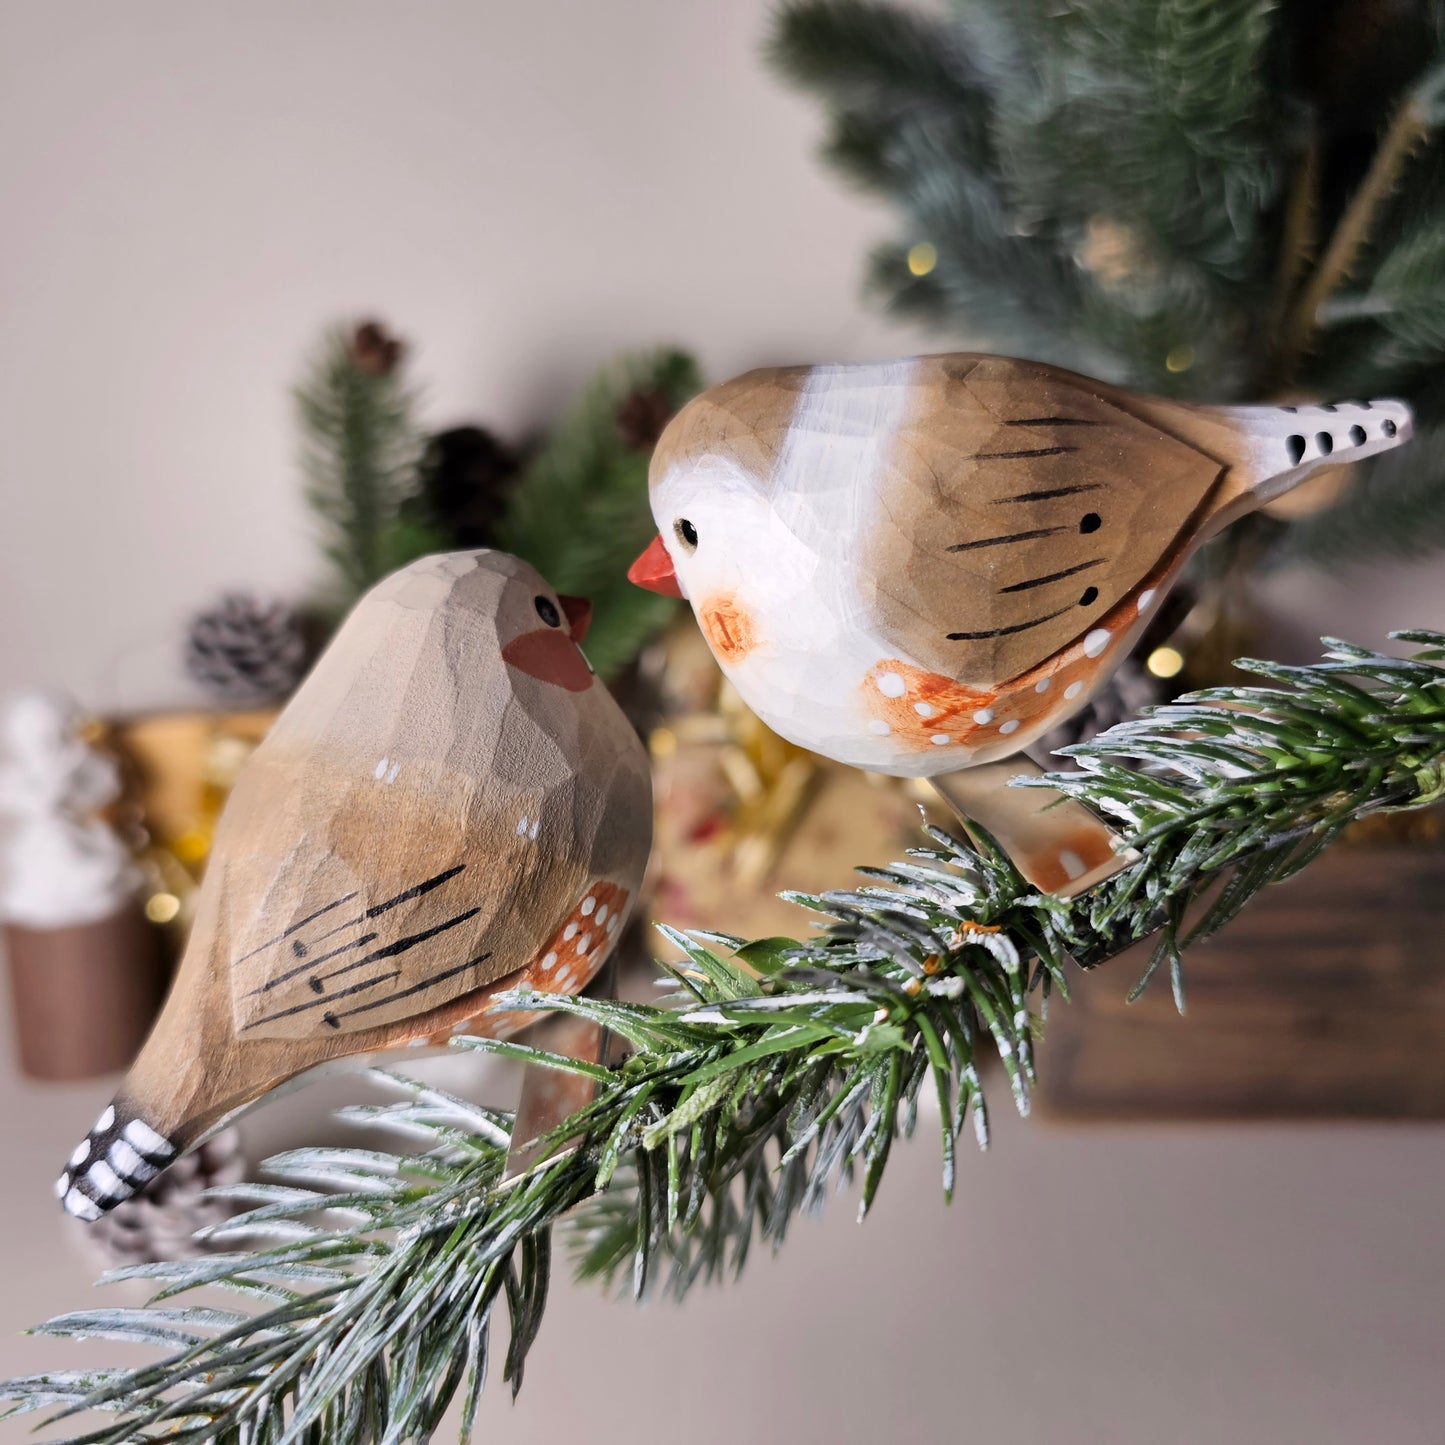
top-left (766, 0), bottom-right (1445, 558)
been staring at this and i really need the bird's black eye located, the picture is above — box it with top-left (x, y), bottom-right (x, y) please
top-left (676, 518), bottom-right (699, 550)
top-left (534, 596), bottom-right (561, 627)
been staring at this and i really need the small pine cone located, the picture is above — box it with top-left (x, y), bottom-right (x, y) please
top-left (184, 593), bottom-right (308, 705)
top-left (417, 425), bottom-right (520, 546)
top-left (80, 1129), bottom-right (247, 1267)
top-left (350, 319), bottom-right (404, 377)
top-left (616, 387), bottom-right (676, 451)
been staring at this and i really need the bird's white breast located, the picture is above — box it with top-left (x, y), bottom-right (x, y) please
top-left (710, 358), bottom-right (959, 774)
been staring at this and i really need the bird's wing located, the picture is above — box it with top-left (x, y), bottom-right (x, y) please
top-left (220, 802), bottom-right (552, 1041)
top-left (215, 715), bottom-right (650, 1043)
top-left (864, 354), bottom-right (1226, 685)
top-left (203, 743), bottom-right (594, 1043)
top-left (225, 861), bottom-right (508, 1041)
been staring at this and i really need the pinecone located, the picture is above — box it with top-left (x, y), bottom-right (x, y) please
top-left (415, 425), bottom-right (520, 546)
top-left (349, 319), bottom-right (404, 377)
top-left (79, 1128), bottom-right (247, 1266)
top-left (616, 386), bottom-right (677, 451)
top-left (184, 594), bottom-right (308, 705)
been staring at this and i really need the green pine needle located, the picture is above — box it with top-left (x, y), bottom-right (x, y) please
top-left (6, 632), bottom-right (1445, 1443)
top-left (296, 328), bottom-right (437, 606)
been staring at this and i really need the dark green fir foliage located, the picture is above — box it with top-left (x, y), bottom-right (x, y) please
top-left (769, 0), bottom-right (1445, 557)
top-left (497, 348), bottom-right (703, 680)
top-left (8, 632), bottom-right (1445, 1444)
top-left (296, 322), bottom-right (444, 606)
top-left (298, 326), bottom-right (701, 676)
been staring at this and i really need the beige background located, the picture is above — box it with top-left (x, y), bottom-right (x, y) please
top-left (1, 4), bottom-right (1442, 1442)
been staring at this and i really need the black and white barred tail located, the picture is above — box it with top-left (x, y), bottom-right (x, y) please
top-left (1223, 397), bottom-right (1414, 502)
top-left (56, 1100), bottom-right (178, 1221)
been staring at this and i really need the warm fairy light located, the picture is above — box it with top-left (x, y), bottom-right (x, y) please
top-left (907, 242), bottom-right (938, 276)
top-left (171, 829), bottom-right (211, 865)
top-left (1146, 645), bottom-right (1185, 679)
top-left (145, 892), bottom-right (182, 924)
top-left (1165, 345), bottom-right (1195, 372)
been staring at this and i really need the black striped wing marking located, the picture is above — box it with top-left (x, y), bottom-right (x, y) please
top-left (867, 356), bottom-right (1223, 683)
top-left (233, 865), bottom-right (495, 1039)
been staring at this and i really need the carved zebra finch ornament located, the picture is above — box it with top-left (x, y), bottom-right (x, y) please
top-left (630, 352), bottom-right (1412, 893)
top-left (58, 551), bottom-right (652, 1221)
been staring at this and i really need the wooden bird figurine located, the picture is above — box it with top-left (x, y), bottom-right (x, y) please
top-left (58, 551), bottom-right (651, 1221)
top-left (630, 353), bottom-right (1413, 889)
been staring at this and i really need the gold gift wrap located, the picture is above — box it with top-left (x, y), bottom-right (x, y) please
top-left (644, 620), bottom-right (917, 944)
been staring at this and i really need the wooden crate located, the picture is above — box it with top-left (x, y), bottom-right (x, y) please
top-left (1036, 838), bottom-right (1445, 1119)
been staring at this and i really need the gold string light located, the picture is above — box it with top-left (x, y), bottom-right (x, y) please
top-left (907, 242), bottom-right (938, 276)
top-left (1146, 645), bottom-right (1185, 679)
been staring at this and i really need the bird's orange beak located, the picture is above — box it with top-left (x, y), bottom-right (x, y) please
top-left (628, 535), bottom-right (683, 598)
top-left (558, 594), bottom-right (592, 644)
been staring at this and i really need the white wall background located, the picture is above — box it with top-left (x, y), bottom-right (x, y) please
top-left (1, 6), bottom-right (1441, 1443)
top-left (0, 1), bottom-right (923, 707)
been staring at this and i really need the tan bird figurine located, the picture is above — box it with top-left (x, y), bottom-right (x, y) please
top-left (630, 352), bottom-right (1412, 891)
top-left (58, 551), bottom-right (652, 1221)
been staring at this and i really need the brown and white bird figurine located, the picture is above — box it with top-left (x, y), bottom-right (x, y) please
top-left (630, 353), bottom-right (1412, 890)
top-left (58, 551), bottom-right (651, 1220)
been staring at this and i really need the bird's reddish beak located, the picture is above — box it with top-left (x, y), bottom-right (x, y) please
top-left (628, 535), bottom-right (683, 598)
top-left (558, 594), bottom-right (592, 644)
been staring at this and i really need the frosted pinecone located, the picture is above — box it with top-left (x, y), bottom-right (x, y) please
top-left (184, 594), bottom-right (307, 705)
top-left (79, 1128), bottom-right (247, 1266)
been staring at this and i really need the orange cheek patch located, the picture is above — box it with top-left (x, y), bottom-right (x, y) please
top-left (698, 594), bottom-right (758, 666)
top-left (500, 628), bottom-right (594, 691)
